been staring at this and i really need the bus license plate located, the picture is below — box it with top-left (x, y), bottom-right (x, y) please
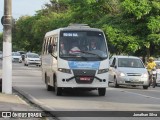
top-left (80, 77), bottom-right (91, 81)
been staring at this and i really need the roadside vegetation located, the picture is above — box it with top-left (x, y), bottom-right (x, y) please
top-left (0, 0), bottom-right (160, 60)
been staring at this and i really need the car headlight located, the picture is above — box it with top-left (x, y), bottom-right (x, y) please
top-left (98, 68), bottom-right (109, 74)
top-left (119, 72), bottom-right (126, 77)
top-left (141, 73), bottom-right (148, 78)
top-left (58, 68), bottom-right (71, 74)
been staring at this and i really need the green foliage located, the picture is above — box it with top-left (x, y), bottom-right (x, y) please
top-left (147, 16), bottom-right (160, 33)
top-left (102, 24), bottom-right (139, 54)
top-left (122, 0), bottom-right (152, 19)
top-left (151, 0), bottom-right (160, 14)
top-left (9, 0), bottom-right (160, 58)
top-left (13, 16), bottom-right (35, 51)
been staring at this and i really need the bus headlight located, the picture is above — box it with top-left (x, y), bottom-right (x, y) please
top-left (98, 68), bottom-right (109, 74)
top-left (58, 68), bottom-right (71, 74)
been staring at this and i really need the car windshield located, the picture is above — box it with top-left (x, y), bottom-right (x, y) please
top-left (59, 31), bottom-right (108, 61)
top-left (118, 58), bottom-right (144, 68)
top-left (28, 54), bottom-right (39, 58)
top-left (12, 52), bottom-right (21, 56)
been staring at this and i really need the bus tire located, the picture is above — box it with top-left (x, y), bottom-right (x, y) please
top-left (45, 74), bottom-right (52, 91)
top-left (52, 75), bottom-right (56, 91)
top-left (54, 77), bottom-right (62, 96)
top-left (98, 88), bottom-right (106, 96)
top-left (55, 87), bottom-right (62, 96)
top-left (46, 84), bottom-right (52, 91)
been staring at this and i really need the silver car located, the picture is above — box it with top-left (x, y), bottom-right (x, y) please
top-left (155, 61), bottom-right (160, 85)
top-left (0, 51), bottom-right (3, 60)
top-left (109, 56), bottom-right (149, 89)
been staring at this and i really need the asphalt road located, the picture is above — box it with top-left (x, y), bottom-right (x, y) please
top-left (1, 61), bottom-right (160, 120)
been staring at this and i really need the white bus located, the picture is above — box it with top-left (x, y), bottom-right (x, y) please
top-left (41, 24), bottom-right (109, 96)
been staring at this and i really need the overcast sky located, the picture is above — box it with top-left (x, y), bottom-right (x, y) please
top-left (0, 0), bottom-right (50, 32)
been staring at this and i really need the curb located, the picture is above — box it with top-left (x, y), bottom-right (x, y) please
top-left (13, 86), bottom-right (60, 120)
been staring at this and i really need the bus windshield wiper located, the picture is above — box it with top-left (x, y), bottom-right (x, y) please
top-left (65, 53), bottom-right (88, 60)
top-left (79, 51), bottom-right (104, 60)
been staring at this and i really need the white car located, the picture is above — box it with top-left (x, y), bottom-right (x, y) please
top-left (109, 55), bottom-right (149, 89)
top-left (12, 52), bottom-right (22, 63)
top-left (0, 51), bottom-right (3, 60)
top-left (24, 53), bottom-right (41, 66)
top-left (155, 61), bottom-right (160, 85)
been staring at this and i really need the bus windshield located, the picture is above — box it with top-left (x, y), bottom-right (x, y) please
top-left (59, 31), bottom-right (108, 61)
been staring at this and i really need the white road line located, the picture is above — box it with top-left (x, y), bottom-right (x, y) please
top-left (122, 90), bottom-right (160, 100)
top-left (145, 89), bottom-right (160, 93)
top-left (107, 87), bottom-right (160, 100)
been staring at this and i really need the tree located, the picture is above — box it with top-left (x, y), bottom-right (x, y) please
top-left (11, 0), bottom-right (160, 59)
top-left (121, 0), bottom-right (160, 58)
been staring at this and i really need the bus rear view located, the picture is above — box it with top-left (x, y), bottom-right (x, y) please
top-left (42, 24), bottom-right (109, 96)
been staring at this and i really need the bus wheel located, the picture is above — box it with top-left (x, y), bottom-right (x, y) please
top-left (45, 75), bottom-right (52, 91)
top-left (55, 79), bottom-right (62, 96)
top-left (46, 84), bottom-right (52, 91)
top-left (98, 88), bottom-right (106, 96)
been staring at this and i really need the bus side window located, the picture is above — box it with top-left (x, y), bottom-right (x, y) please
top-left (53, 37), bottom-right (58, 54)
top-left (48, 37), bottom-right (53, 53)
top-left (48, 44), bottom-right (53, 53)
top-left (42, 38), bottom-right (46, 54)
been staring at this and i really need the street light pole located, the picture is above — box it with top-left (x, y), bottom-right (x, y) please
top-left (2, 0), bottom-right (12, 94)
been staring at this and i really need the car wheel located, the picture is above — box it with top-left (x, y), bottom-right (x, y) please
top-left (143, 86), bottom-right (148, 89)
top-left (98, 88), bottom-right (106, 96)
top-left (152, 78), bottom-right (156, 88)
top-left (114, 78), bottom-right (119, 88)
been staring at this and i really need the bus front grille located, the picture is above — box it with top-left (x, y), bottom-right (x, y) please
top-left (72, 69), bottom-right (96, 84)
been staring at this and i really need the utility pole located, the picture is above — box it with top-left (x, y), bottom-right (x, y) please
top-left (2, 0), bottom-right (12, 94)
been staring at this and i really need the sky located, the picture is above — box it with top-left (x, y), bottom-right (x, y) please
top-left (0, 0), bottom-right (50, 32)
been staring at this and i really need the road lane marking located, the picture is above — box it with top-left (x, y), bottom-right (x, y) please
top-left (107, 87), bottom-right (160, 100)
top-left (145, 89), bottom-right (160, 92)
top-left (120, 90), bottom-right (160, 100)
top-left (107, 86), bottom-right (160, 93)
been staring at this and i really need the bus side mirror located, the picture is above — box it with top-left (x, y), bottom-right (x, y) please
top-left (110, 64), bottom-right (114, 67)
top-left (48, 44), bottom-right (53, 53)
top-left (110, 64), bottom-right (117, 69)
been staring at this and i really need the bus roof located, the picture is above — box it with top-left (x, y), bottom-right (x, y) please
top-left (45, 24), bottom-right (103, 37)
